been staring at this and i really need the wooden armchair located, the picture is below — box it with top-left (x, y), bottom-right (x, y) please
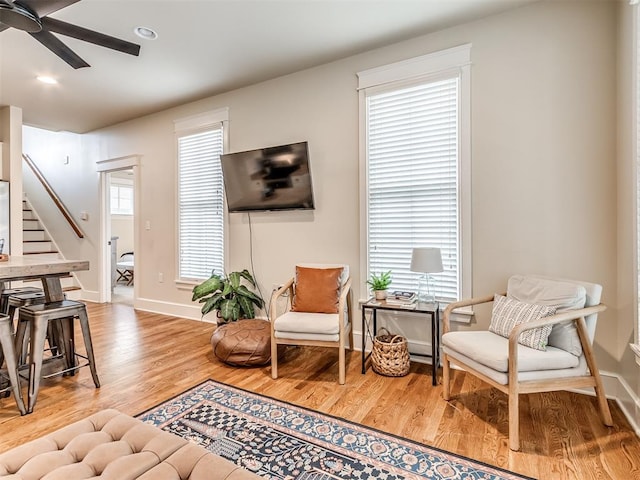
top-left (270, 264), bottom-right (353, 384)
top-left (441, 274), bottom-right (613, 451)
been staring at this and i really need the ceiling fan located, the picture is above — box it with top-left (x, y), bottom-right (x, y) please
top-left (0, 0), bottom-right (140, 69)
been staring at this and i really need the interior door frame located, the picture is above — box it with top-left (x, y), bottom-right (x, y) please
top-left (97, 155), bottom-right (141, 304)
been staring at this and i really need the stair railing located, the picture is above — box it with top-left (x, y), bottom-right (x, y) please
top-left (22, 154), bottom-right (85, 239)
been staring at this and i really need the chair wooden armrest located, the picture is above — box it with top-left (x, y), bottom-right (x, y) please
top-left (269, 278), bottom-right (294, 324)
top-left (337, 277), bottom-right (352, 335)
top-left (443, 293), bottom-right (503, 333)
top-left (509, 303), bottom-right (606, 339)
top-left (507, 303), bottom-right (607, 375)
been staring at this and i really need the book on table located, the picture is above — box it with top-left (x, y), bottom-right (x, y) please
top-left (385, 291), bottom-right (417, 305)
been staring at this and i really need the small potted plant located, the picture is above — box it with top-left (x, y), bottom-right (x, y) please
top-left (192, 269), bottom-right (264, 324)
top-left (367, 270), bottom-right (392, 300)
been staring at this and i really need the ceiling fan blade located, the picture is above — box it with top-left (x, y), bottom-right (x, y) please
top-left (42, 17), bottom-right (140, 56)
top-left (16, 0), bottom-right (79, 18)
top-left (30, 29), bottom-right (89, 68)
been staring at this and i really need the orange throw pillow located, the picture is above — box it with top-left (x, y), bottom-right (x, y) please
top-left (292, 266), bottom-right (343, 314)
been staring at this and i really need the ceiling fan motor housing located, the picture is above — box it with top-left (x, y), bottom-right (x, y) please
top-left (0, 2), bottom-right (42, 33)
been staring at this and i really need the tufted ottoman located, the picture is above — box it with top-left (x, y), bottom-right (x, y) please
top-left (0, 409), bottom-right (259, 479)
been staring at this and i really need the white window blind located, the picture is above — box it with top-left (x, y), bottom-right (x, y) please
top-left (366, 76), bottom-right (460, 303)
top-left (178, 127), bottom-right (224, 280)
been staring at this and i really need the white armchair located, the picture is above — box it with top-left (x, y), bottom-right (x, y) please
top-left (441, 274), bottom-right (613, 451)
top-left (270, 264), bottom-right (353, 384)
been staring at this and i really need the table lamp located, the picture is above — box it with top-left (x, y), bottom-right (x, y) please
top-left (410, 247), bottom-right (443, 303)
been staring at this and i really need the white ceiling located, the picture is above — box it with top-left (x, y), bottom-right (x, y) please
top-left (0, 0), bottom-right (535, 133)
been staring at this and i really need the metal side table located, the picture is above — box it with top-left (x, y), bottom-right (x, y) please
top-left (361, 299), bottom-right (440, 385)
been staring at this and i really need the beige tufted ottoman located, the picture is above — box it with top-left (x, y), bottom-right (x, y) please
top-left (0, 409), bottom-right (260, 479)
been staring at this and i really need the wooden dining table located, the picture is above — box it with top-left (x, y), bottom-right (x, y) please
top-left (0, 255), bottom-right (89, 415)
top-left (0, 255), bottom-right (89, 301)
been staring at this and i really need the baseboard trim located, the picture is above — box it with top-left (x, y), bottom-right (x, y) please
top-left (133, 297), bottom-right (217, 322)
top-left (80, 289), bottom-right (100, 302)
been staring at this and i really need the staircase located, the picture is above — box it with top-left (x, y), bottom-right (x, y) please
top-left (23, 200), bottom-right (57, 255)
top-left (21, 199), bottom-right (82, 297)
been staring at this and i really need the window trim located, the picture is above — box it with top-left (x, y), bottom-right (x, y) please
top-left (357, 45), bottom-right (472, 315)
top-left (633, 4), bottom-right (640, 365)
top-left (174, 108), bottom-right (229, 286)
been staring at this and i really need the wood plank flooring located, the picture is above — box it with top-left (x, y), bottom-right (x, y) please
top-left (0, 302), bottom-right (639, 479)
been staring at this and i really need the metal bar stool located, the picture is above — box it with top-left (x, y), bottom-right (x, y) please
top-left (17, 300), bottom-right (100, 413)
top-left (11, 292), bottom-right (63, 367)
top-left (0, 314), bottom-right (26, 415)
top-left (0, 287), bottom-right (42, 315)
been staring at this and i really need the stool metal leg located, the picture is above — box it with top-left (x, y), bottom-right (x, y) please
top-left (0, 317), bottom-right (26, 415)
top-left (77, 309), bottom-right (100, 388)
top-left (27, 316), bottom-right (49, 414)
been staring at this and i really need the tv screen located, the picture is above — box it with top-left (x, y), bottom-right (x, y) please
top-left (220, 141), bottom-right (315, 212)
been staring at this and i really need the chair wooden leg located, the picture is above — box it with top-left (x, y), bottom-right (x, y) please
top-left (442, 353), bottom-right (451, 400)
top-left (577, 317), bottom-right (613, 426)
top-left (508, 387), bottom-right (520, 451)
top-left (338, 345), bottom-right (346, 385)
top-left (348, 324), bottom-right (354, 351)
top-left (270, 335), bottom-right (278, 380)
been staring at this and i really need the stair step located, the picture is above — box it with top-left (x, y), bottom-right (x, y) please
top-left (23, 230), bottom-right (46, 241)
top-left (23, 241), bottom-right (53, 253)
top-left (22, 209), bottom-right (36, 220)
top-left (23, 219), bottom-right (41, 231)
top-left (23, 250), bottom-right (59, 255)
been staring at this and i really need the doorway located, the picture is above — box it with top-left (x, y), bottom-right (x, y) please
top-left (97, 155), bottom-right (140, 305)
top-left (109, 170), bottom-right (135, 305)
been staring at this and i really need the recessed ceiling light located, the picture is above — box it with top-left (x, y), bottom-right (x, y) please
top-left (37, 75), bottom-right (58, 85)
top-left (134, 26), bottom-right (157, 40)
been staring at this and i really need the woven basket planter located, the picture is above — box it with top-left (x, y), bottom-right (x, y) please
top-left (371, 327), bottom-right (410, 377)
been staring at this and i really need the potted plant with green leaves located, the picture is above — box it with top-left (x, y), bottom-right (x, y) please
top-left (192, 269), bottom-right (264, 324)
top-left (367, 270), bottom-right (392, 300)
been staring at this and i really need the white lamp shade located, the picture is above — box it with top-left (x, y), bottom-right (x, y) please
top-left (410, 247), bottom-right (443, 273)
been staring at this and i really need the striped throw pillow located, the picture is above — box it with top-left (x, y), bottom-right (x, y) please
top-left (489, 294), bottom-right (557, 351)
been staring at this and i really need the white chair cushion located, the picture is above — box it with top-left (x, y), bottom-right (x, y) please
top-left (442, 331), bottom-right (580, 373)
top-left (489, 294), bottom-right (556, 350)
top-left (274, 311), bottom-right (341, 342)
top-left (507, 275), bottom-right (587, 356)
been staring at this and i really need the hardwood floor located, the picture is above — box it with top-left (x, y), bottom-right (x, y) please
top-left (0, 302), bottom-right (638, 479)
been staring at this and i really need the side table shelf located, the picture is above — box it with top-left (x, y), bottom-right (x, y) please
top-left (361, 299), bottom-right (440, 386)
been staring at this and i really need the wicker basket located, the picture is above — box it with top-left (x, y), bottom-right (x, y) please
top-left (371, 327), bottom-right (410, 377)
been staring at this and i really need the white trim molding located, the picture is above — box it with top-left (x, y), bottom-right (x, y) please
top-left (631, 343), bottom-right (640, 366)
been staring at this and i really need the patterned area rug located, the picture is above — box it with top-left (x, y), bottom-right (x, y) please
top-left (137, 380), bottom-right (533, 480)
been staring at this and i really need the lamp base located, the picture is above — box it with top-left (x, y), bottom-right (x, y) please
top-left (417, 274), bottom-right (436, 304)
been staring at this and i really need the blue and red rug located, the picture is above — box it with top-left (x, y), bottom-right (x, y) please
top-left (137, 379), bottom-right (532, 480)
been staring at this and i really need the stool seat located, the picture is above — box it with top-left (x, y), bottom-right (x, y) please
top-left (0, 287), bottom-right (42, 314)
top-left (17, 299), bottom-right (99, 413)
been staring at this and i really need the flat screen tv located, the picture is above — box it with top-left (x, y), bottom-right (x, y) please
top-left (220, 141), bottom-right (315, 212)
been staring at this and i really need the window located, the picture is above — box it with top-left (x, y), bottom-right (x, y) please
top-left (358, 45), bottom-right (471, 305)
top-left (110, 184), bottom-right (133, 215)
top-left (175, 109), bottom-right (228, 281)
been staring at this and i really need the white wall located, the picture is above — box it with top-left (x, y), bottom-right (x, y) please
top-left (22, 1), bottom-right (624, 374)
top-left (111, 216), bottom-right (133, 257)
